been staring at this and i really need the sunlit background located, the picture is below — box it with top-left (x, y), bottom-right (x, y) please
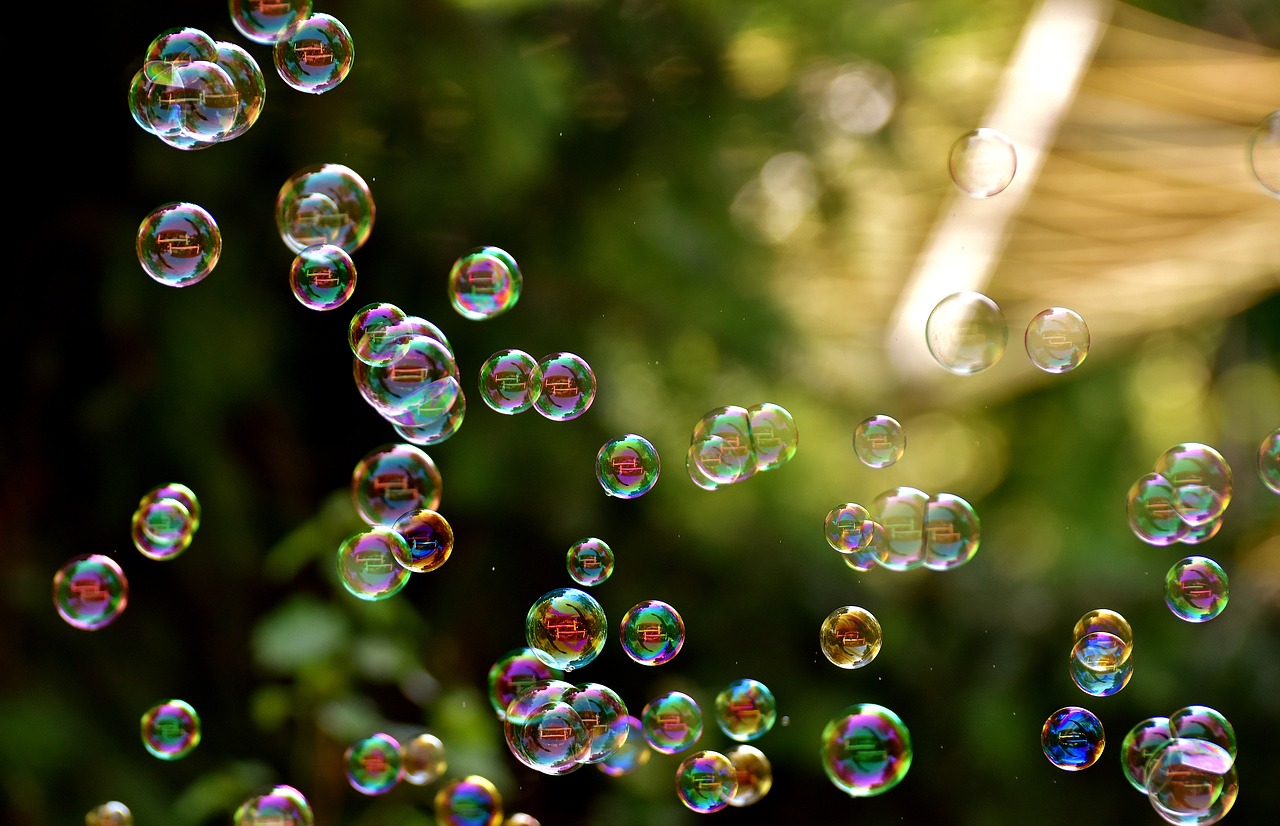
top-left (4, 0), bottom-right (1279, 824)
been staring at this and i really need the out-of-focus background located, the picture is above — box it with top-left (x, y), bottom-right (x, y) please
top-left (4, 0), bottom-right (1278, 824)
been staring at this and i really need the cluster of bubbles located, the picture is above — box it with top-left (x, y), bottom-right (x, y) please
top-left (140, 699), bottom-right (201, 761)
top-left (825, 487), bottom-right (981, 572)
top-left (85, 801), bottom-right (132, 826)
top-left (1121, 706), bottom-right (1239, 825)
top-left (478, 348), bottom-right (597, 421)
top-left (137, 202), bottom-right (222, 287)
top-left (596, 434), bottom-right (661, 498)
top-left (819, 605), bottom-right (883, 669)
top-left (852, 414), bottom-right (905, 468)
top-left (1069, 609), bottom-right (1133, 698)
top-left (926, 292), bottom-right (1091, 375)
top-left (1041, 706), bottom-right (1105, 770)
top-left (565, 537), bottom-right (614, 586)
top-left (820, 703), bottom-right (913, 797)
top-left (686, 403), bottom-right (797, 490)
top-left (132, 483), bottom-right (202, 561)
top-left (233, 784), bottom-right (314, 825)
top-left (1126, 442), bottom-right (1233, 547)
top-left (949, 127), bottom-right (1017, 197)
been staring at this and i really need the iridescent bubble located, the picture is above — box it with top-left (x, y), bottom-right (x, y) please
top-left (675, 750), bottom-right (738, 813)
top-left (141, 699), bottom-right (201, 760)
top-left (747, 402), bottom-right (798, 472)
top-left (1151, 763), bottom-right (1238, 826)
top-left (853, 415), bottom-right (904, 468)
top-left (533, 352), bottom-right (596, 421)
top-left (689, 406), bottom-right (757, 485)
top-left (564, 682), bottom-right (630, 764)
top-left (1177, 515), bottom-right (1224, 546)
top-left (449, 246), bottom-right (522, 320)
top-left (289, 244), bottom-right (356, 310)
top-left (504, 680), bottom-right (587, 775)
top-left (925, 292), bottom-right (1008, 374)
top-left (726, 744), bottom-right (773, 807)
top-left (1248, 109), bottom-right (1280, 198)
top-left (131, 497), bottom-right (195, 560)
top-left (351, 443), bottom-right (442, 526)
top-left (1069, 632), bottom-right (1133, 697)
top-left (391, 508), bottom-right (454, 573)
top-left (685, 442), bottom-right (724, 491)
top-left (379, 374), bottom-right (461, 429)
top-left (1261, 428), bottom-right (1280, 494)
top-left (85, 801), bottom-right (132, 826)
top-left (1025, 307), bottom-right (1090, 374)
top-left (336, 528), bottom-right (411, 600)
top-left (212, 40), bottom-right (266, 142)
top-left (1127, 472), bottom-right (1190, 546)
top-left (145, 27), bottom-right (216, 66)
top-left (234, 784), bottom-right (314, 826)
top-left (274, 13), bottom-right (353, 94)
top-left (53, 554), bottom-right (128, 631)
top-left (820, 703), bottom-right (912, 797)
top-left (714, 678), bottom-right (777, 742)
top-left (820, 605), bottom-right (883, 669)
top-left (823, 502), bottom-right (880, 571)
top-left (230, 0), bottom-right (313, 45)
top-left (949, 127), bottom-right (1017, 197)
top-left (597, 715), bottom-right (651, 776)
top-left (276, 163), bottom-right (374, 254)
top-left (140, 60), bottom-right (238, 144)
top-left (1146, 738), bottom-right (1235, 819)
top-left (1072, 609), bottom-right (1132, 648)
top-left (478, 349), bottom-right (542, 414)
top-left (1169, 705), bottom-right (1237, 765)
top-left (355, 334), bottom-right (459, 418)
top-left (137, 202), bottom-right (221, 287)
top-left (868, 486), bottom-right (929, 571)
top-left (922, 492), bottom-right (981, 571)
top-left (566, 537), bottom-right (614, 587)
top-left (487, 648), bottom-right (562, 719)
top-left (1165, 556), bottom-right (1229, 623)
top-left (641, 691), bottom-right (703, 755)
top-left (349, 303), bottom-right (408, 366)
top-left (1041, 706), bottom-right (1104, 770)
top-left (1122, 717), bottom-right (1173, 794)
top-left (392, 386), bottom-right (467, 447)
top-left (526, 587), bottom-right (608, 671)
top-left (596, 434), bottom-right (660, 499)
top-left (435, 775), bottom-right (503, 826)
top-left (1153, 443), bottom-right (1233, 528)
top-left (841, 524), bottom-right (885, 573)
top-left (619, 600), bottom-right (685, 666)
top-left (139, 482), bottom-right (201, 529)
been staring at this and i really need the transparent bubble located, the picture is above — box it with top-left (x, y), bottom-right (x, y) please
top-left (141, 699), bottom-right (201, 760)
top-left (1069, 632), bottom-right (1133, 697)
top-left (1178, 514), bottom-right (1224, 546)
top-left (1153, 443), bottom-right (1233, 528)
top-left (1165, 556), bottom-right (1229, 623)
top-left (566, 537), bottom-right (614, 587)
top-left (478, 349), bottom-right (542, 414)
top-left (747, 402), bottom-right (798, 472)
top-left (868, 486), bottom-right (929, 571)
top-left (1151, 764), bottom-right (1238, 826)
top-left (288, 244), bottom-right (356, 310)
top-left (1169, 705), bottom-right (1236, 765)
top-left (853, 415), bottom-right (904, 468)
top-left (820, 703), bottom-right (912, 797)
top-left (399, 733), bottom-right (447, 785)
top-left (619, 600), bottom-right (685, 666)
top-left (1248, 109), bottom-right (1280, 197)
top-left (823, 502), bottom-right (881, 570)
top-left (435, 775), bottom-right (503, 826)
top-left (675, 750), bottom-right (738, 813)
top-left (230, 0), bottom-right (313, 45)
top-left (53, 554), bottom-right (128, 631)
top-left (274, 13), bottom-right (354, 93)
top-left (1072, 609), bottom-right (1132, 648)
top-left (949, 127), bottom-right (1016, 197)
top-left (140, 60), bottom-right (238, 143)
top-left (726, 744), bottom-right (773, 807)
top-left (137, 202), bottom-right (221, 287)
top-left (922, 492), bottom-right (981, 571)
top-left (597, 715), bottom-right (651, 776)
top-left (355, 334), bottom-right (459, 418)
top-left (685, 442), bottom-right (725, 491)
top-left (234, 784), bottom-right (314, 826)
top-left (336, 528), bottom-right (411, 600)
top-left (533, 352), bottom-right (596, 421)
top-left (1260, 427), bottom-right (1280, 494)
top-left (86, 802), bottom-right (132, 826)
top-left (1025, 307), bottom-right (1090, 374)
top-left (819, 605), bottom-right (883, 669)
top-left (526, 587), bottom-right (608, 671)
top-left (925, 292), bottom-right (1008, 374)
top-left (841, 523), bottom-right (886, 573)
top-left (344, 733), bottom-right (402, 796)
top-left (392, 386), bottom-right (466, 448)
top-left (131, 497), bottom-right (195, 560)
top-left (145, 27), bottom-right (217, 66)
top-left (596, 434), bottom-right (660, 499)
top-left (690, 405), bottom-right (757, 485)
top-left (714, 678), bottom-right (777, 742)
top-left (389, 508), bottom-right (454, 573)
top-left (505, 693), bottom-right (588, 775)
top-left (641, 691), bottom-right (703, 755)
top-left (1127, 472), bottom-right (1190, 546)
top-left (487, 648), bottom-right (562, 719)
top-left (276, 163), bottom-right (374, 254)
top-left (1146, 738), bottom-right (1234, 818)
top-left (564, 682), bottom-right (630, 764)
top-left (349, 303), bottom-right (408, 365)
top-left (1041, 706), bottom-right (1104, 771)
top-left (449, 246), bottom-right (522, 320)
top-left (1122, 717), bottom-right (1173, 794)
top-left (351, 443), bottom-right (442, 526)
top-left (212, 40), bottom-right (266, 142)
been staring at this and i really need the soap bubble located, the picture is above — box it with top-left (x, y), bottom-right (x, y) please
top-left (435, 775), bottom-right (502, 826)
top-left (274, 13), bottom-right (354, 94)
top-left (714, 678), bottom-right (777, 742)
top-left (689, 406), bottom-right (757, 485)
top-left (85, 802), bottom-right (132, 826)
top-left (230, 0), bottom-right (313, 45)
top-left (596, 434), bottom-right (660, 498)
top-left (824, 502), bottom-right (881, 571)
top-left (487, 648), bottom-right (562, 719)
top-left (534, 353), bottom-right (596, 421)
top-left (391, 508), bottom-right (454, 573)
top-left (130, 497), bottom-right (195, 560)
top-left (949, 127), bottom-right (1016, 197)
top-left (211, 41), bottom-right (266, 142)
top-left (53, 554), bottom-right (128, 631)
top-left (566, 537), bottom-right (614, 587)
top-left (479, 349), bottom-right (543, 414)
top-left (400, 733), bottom-right (447, 785)
top-left (868, 486), bottom-right (929, 571)
top-left (140, 699), bottom-right (201, 760)
top-left (564, 682), bottom-right (630, 764)
top-left (336, 528), bottom-right (411, 600)
top-left (345, 733), bottom-right (402, 795)
top-left (137, 202), bottom-right (221, 287)
top-left (349, 303), bottom-right (408, 365)
top-left (355, 335), bottom-right (459, 418)
top-left (1146, 738), bottom-right (1235, 820)
top-left (747, 402), bottom-right (798, 472)
top-left (819, 605), bottom-right (882, 669)
top-left (597, 715), bottom-right (650, 777)
top-left (289, 244), bottom-right (356, 310)
top-left (391, 385), bottom-right (466, 447)
top-left (1169, 705), bottom-right (1236, 764)
top-left (1260, 427), bottom-right (1280, 494)
top-left (922, 492), bottom-right (981, 571)
top-left (641, 691), bottom-right (703, 754)
top-left (504, 683), bottom-right (588, 775)
top-left (276, 163), bottom-right (374, 254)
top-left (234, 784), bottom-right (314, 826)
top-left (675, 750), bottom-right (738, 813)
top-left (925, 292), bottom-right (1007, 374)
top-left (1127, 472), bottom-right (1189, 546)
top-left (351, 443), bottom-right (442, 526)
top-left (820, 703), bottom-right (912, 796)
top-left (1041, 706), bottom-right (1104, 770)
top-left (726, 744), bottom-right (773, 807)
top-left (618, 600), bottom-right (685, 666)
top-left (1122, 717), bottom-right (1173, 794)
top-left (449, 246), bottom-right (522, 320)
top-left (1153, 443), bottom-right (1232, 528)
top-left (853, 415), bottom-right (904, 468)
top-left (1025, 307), bottom-right (1090, 374)
top-left (1071, 609), bottom-right (1132, 648)
top-left (526, 588), bottom-right (608, 671)
top-left (1248, 109), bottom-right (1279, 197)
top-left (1069, 632), bottom-right (1133, 697)
top-left (1165, 556), bottom-right (1229, 623)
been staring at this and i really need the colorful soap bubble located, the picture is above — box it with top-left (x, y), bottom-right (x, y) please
top-left (212, 40), bottom-right (266, 142)
top-left (641, 691), bottom-right (703, 755)
top-left (922, 492), bottom-right (981, 570)
top-left (1165, 556), bottom-right (1229, 623)
top-left (534, 352), bottom-right (596, 421)
top-left (1072, 609), bottom-right (1132, 647)
top-left (1025, 307), bottom-right (1090, 374)
top-left (1257, 428), bottom-right (1279, 493)
top-left (435, 775), bottom-right (502, 826)
top-left (747, 402), bottom-right (798, 472)
top-left (714, 678), bottom-right (777, 742)
top-left (1176, 514), bottom-right (1223, 546)
top-left (949, 127), bottom-right (1017, 197)
top-left (141, 699), bottom-right (201, 760)
top-left (131, 497), bottom-right (195, 560)
top-left (820, 703), bottom-right (912, 797)
top-left (820, 605), bottom-right (883, 669)
top-left (1041, 706), bottom-right (1104, 770)
top-left (142, 60), bottom-right (239, 143)
top-left (675, 750), bottom-right (738, 813)
top-left (391, 508), bottom-right (454, 573)
top-left (1153, 443), bottom-right (1233, 528)
top-left (230, 0), bottom-right (313, 45)
top-left (1169, 705), bottom-right (1237, 763)
top-left (1069, 632), bottom-right (1133, 697)
top-left (85, 801), bottom-right (132, 826)
top-left (479, 349), bottom-right (543, 414)
top-left (619, 600), bottom-right (685, 666)
top-left (349, 303), bottom-right (408, 365)
top-left (504, 680), bottom-right (587, 775)
top-left (853, 415), bottom-right (905, 468)
top-left (823, 502), bottom-right (881, 571)
top-left (391, 385), bottom-right (466, 448)
top-left (597, 715), bottom-right (651, 777)
top-left (726, 744), bottom-right (773, 807)
top-left (145, 26), bottom-right (216, 66)
top-left (274, 13), bottom-right (354, 93)
top-left (689, 406), bottom-right (757, 486)
top-left (564, 682), bottom-right (630, 764)
top-left (487, 648), bottom-right (563, 719)
top-left (1248, 109), bottom-right (1280, 198)
top-left (351, 443), bottom-right (442, 526)
top-left (336, 528), bottom-right (412, 600)
top-left (345, 732), bottom-right (402, 795)
top-left (596, 434), bottom-right (661, 498)
top-left (276, 163), bottom-right (374, 254)
top-left (685, 443), bottom-right (724, 491)
top-left (868, 486), bottom-right (929, 571)
top-left (925, 292), bottom-right (1008, 374)
top-left (355, 335), bottom-right (459, 418)
top-left (1121, 717), bottom-right (1173, 794)
top-left (1127, 472), bottom-right (1189, 546)
top-left (289, 244), bottom-right (357, 310)
top-left (53, 554), bottom-right (128, 631)
top-left (566, 537), bottom-right (614, 587)
top-left (1145, 738), bottom-right (1236, 821)
top-left (137, 202), bottom-right (221, 287)
top-left (449, 246), bottom-right (522, 320)
top-left (138, 481), bottom-right (202, 529)
top-left (234, 784), bottom-right (314, 826)
top-left (525, 587), bottom-right (608, 671)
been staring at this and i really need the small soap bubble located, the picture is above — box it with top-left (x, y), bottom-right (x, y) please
top-left (726, 744), bottom-right (773, 807)
top-left (868, 486), bottom-right (929, 571)
top-left (564, 682), bottom-right (630, 764)
top-left (747, 402), bottom-right (798, 472)
top-left (1126, 472), bottom-right (1189, 546)
top-left (336, 528), bottom-right (412, 600)
top-left (922, 492), bottom-right (981, 571)
top-left (487, 648), bottom-right (562, 719)
top-left (1153, 443), bottom-right (1233, 528)
top-left (1069, 632), bottom-right (1133, 697)
top-left (1165, 556), bottom-right (1229, 623)
top-left (137, 202), bottom-right (221, 287)
top-left (819, 605), bottom-right (883, 669)
top-left (349, 303), bottom-right (408, 365)
top-left (534, 352), bottom-right (596, 421)
top-left (925, 292), bottom-right (1008, 374)
top-left (141, 699), bottom-right (201, 760)
top-left (824, 502), bottom-right (881, 570)
top-left (641, 691), bottom-right (703, 755)
top-left (1025, 307), bottom-right (1090, 374)
top-left (85, 801), bottom-right (132, 826)
top-left (619, 600), bottom-right (685, 666)
top-left (53, 554), bottom-right (128, 631)
top-left (289, 244), bottom-right (356, 310)
top-left (234, 784), bottom-right (314, 826)
top-left (675, 750), bottom-right (738, 813)
top-left (230, 0), bottom-right (313, 45)
top-left (274, 13), bottom-right (354, 93)
top-left (449, 246), bottom-right (522, 320)
top-left (566, 537), bottom-right (614, 586)
top-left (820, 703), bottom-right (912, 797)
top-left (714, 678), bottom-right (777, 742)
top-left (1072, 609), bottom-right (1132, 647)
top-left (1257, 428), bottom-right (1279, 493)
top-left (391, 508), bottom-right (454, 573)
top-left (1248, 109), bottom-right (1280, 197)
top-left (853, 415), bottom-right (904, 468)
top-left (345, 733), bottom-right (401, 796)
top-left (949, 127), bottom-right (1016, 197)
top-left (1041, 706), bottom-right (1104, 770)
top-left (690, 406), bottom-right (757, 485)
top-left (597, 715), bottom-right (651, 776)
top-left (435, 775), bottom-right (503, 826)
top-left (276, 163), bottom-right (374, 254)
top-left (526, 587), bottom-right (608, 671)
top-left (596, 434), bottom-right (660, 498)
top-left (351, 443), bottom-right (442, 526)
top-left (131, 497), bottom-right (195, 560)
top-left (479, 349), bottom-right (543, 414)
top-left (1121, 717), bottom-right (1173, 794)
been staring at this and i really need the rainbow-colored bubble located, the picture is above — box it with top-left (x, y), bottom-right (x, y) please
top-left (820, 703), bottom-right (912, 797)
top-left (596, 434), bottom-right (661, 499)
top-left (53, 554), bottom-right (128, 631)
top-left (525, 588), bottom-right (608, 671)
top-left (675, 750), bottom-right (738, 813)
top-left (449, 246), bottom-right (522, 320)
top-left (137, 202), bottom-right (221, 287)
top-left (641, 690), bottom-right (703, 755)
top-left (345, 732), bottom-right (402, 795)
top-left (1165, 556), bottom-right (1229, 622)
top-left (274, 13), bottom-right (354, 94)
top-left (140, 699), bottom-right (201, 760)
top-left (619, 600), bottom-right (685, 666)
top-left (1041, 706), bottom-right (1104, 770)
top-left (714, 678), bottom-right (777, 742)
